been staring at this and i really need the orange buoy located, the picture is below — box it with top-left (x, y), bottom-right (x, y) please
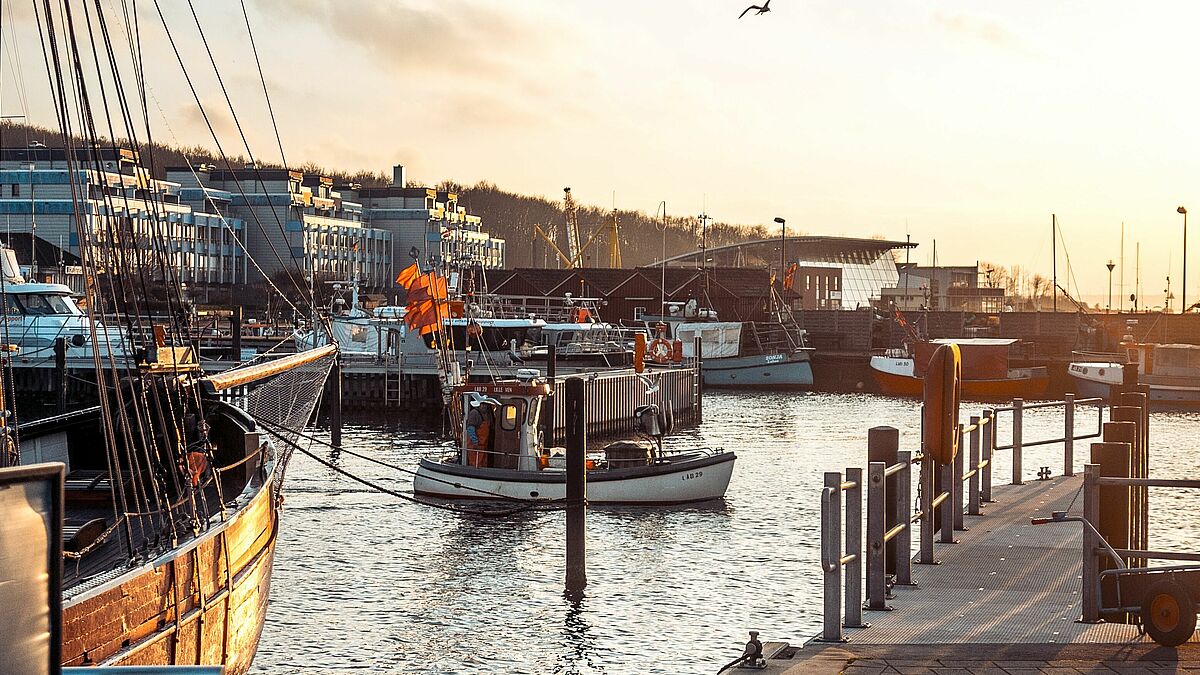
top-left (922, 343), bottom-right (961, 465)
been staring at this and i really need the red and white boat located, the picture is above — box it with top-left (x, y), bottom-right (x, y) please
top-left (870, 338), bottom-right (1049, 399)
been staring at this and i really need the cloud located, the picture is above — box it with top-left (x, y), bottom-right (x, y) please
top-left (933, 12), bottom-right (1036, 57)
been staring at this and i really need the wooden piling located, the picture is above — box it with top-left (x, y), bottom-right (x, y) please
top-left (1117, 391), bottom-right (1150, 562)
top-left (565, 376), bottom-right (587, 595)
top-left (331, 356), bottom-right (343, 449)
top-left (53, 337), bottom-right (67, 414)
top-left (231, 306), bottom-right (243, 361)
top-left (694, 336), bottom-right (703, 425)
top-left (544, 345), bottom-right (557, 446)
top-left (1092, 435), bottom-right (1133, 621)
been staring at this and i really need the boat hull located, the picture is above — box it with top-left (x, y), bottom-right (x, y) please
top-left (870, 356), bottom-right (1049, 399)
top-left (1069, 362), bottom-right (1200, 405)
top-left (702, 352), bottom-right (813, 388)
top-left (414, 451), bottom-right (735, 504)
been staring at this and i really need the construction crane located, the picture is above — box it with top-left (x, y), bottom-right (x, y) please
top-left (608, 209), bottom-right (622, 268)
top-left (562, 188), bottom-right (583, 268)
top-left (534, 223), bottom-right (575, 269)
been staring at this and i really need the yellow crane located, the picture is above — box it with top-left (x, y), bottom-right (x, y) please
top-left (607, 209), bottom-right (622, 268)
top-left (563, 188), bottom-right (582, 267)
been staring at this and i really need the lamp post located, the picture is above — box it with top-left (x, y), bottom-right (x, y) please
top-left (1179, 206), bottom-right (1187, 314)
top-left (773, 216), bottom-right (786, 290)
top-left (1106, 260), bottom-right (1115, 313)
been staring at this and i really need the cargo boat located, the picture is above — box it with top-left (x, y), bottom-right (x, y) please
top-left (871, 338), bottom-right (1049, 398)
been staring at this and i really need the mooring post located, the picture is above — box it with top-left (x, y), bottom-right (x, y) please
top-left (565, 376), bottom-right (587, 595)
top-left (231, 305), bottom-right (243, 361)
top-left (1118, 391), bottom-right (1150, 561)
top-left (821, 471), bottom-right (844, 641)
top-left (543, 345), bottom-right (557, 446)
top-left (1012, 398), bottom-right (1024, 485)
top-left (844, 467), bottom-right (865, 627)
top-left (953, 425), bottom-right (966, 531)
top-left (981, 409), bottom-right (994, 503)
top-left (939, 462), bottom-right (956, 543)
top-left (865, 461), bottom-right (887, 610)
top-left (1110, 406), bottom-right (1143, 568)
top-left (895, 450), bottom-right (913, 585)
top-left (331, 354), bottom-right (343, 449)
top-left (1063, 393), bottom-right (1075, 476)
top-left (867, 426), bottom-right (899, 577)
top-left (693, 336), bottom-right (703, 425)
top-left (917, 452), bottom-right (937, 564)
top-left (1092, 438), bottom-right (1133, 622)
top-left (53, 336), bottom-right (67, 414)
top-left (1081, 462), bottom-right (1100, 622)
top-left (968, 415), bottom-right (981, 515)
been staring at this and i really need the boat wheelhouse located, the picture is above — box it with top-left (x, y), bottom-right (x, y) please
top-left (871, 338), bottom-right (1049, 399)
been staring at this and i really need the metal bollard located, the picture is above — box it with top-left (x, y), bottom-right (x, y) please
top-left (845, 467), bottom-right (865, 627)
top-left (821, 472), bottom-right (845, 641)
top-left (865, 462), bottom-right (888, 610)
top-left (917, 453), bottom-right (938, 565)
top-left (981, 409), bottom-right (994, 503)
top-left (1012, 398), bottom-right (1024, 485)
top-left (1063, 393), bottom-right (1075, 477)
top-left (968, 416), bottom-right (981, 515)
top-left (940, 463), bottom-right (956, 544)
top-left (953, 425), bottom-right (966, 531)
top-left (895, 450), bottom-right (914, 585)
top-left (1081, 463), bottom-right (1100, 622)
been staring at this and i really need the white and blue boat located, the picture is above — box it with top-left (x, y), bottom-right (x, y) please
top-left (641, 303), bottom-right (814, 388)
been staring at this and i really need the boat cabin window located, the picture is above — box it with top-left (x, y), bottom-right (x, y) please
top-left (499, 404), bottom-right (520, 431)
top-left (6, 293), bottom-right (75, 316)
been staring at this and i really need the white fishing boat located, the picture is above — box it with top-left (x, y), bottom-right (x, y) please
top-left (0, 243), bottom-right (130, 360)
top-left (413, 373), bottom-right (735, 504)
top-left (1070, 342), bottom-right (1200, 405)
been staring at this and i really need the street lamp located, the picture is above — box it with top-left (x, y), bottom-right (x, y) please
top-left (1106, 260), bottom-right (1115, 313)
top-left (773, 217), bottom-right (786, 290)
top-left (1179, 206), bottom-right (1187, 314)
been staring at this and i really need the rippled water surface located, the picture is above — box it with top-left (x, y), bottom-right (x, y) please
top-left (252, 392), bottom-right (1200, 674)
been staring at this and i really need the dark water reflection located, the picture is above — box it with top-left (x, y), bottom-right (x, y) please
top-left (253, 391), bottom-right (1200, 674)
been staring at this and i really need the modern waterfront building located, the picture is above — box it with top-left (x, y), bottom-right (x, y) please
top-left (348, 165), bottom-right (505, 273)
top-left (881, 263), bottom-right (1005, 313)
top-left (167, 164), bottom-right (393, 290)
top-left (0, 145), bottom-right (248, 292)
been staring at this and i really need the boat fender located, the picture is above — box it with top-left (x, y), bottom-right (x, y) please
top-left (648, 337), bottom-right (672, 364)
top-left (922, 343), bottom-right (961, 465)
top-left (634, 333), bottom-right (647, 373)
top-left (671, 339), bottom-right (683, 363)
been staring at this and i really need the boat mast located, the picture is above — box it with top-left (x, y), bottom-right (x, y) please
top-left (1052, 213), bottom-right (1057, 313)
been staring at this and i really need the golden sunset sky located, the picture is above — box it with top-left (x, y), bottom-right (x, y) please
top-left (4, 1), bottom-right (1198, 307)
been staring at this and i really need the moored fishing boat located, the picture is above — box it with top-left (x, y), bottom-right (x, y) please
top-left (1070, 342), bottom-right (1200, 405)
top-left (871, 338), bottom-right (1049, 399)
top-left (413, 374), bottom-right (735, 504)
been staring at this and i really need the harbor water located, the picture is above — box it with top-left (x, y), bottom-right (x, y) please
top-left (253, 391), bottom-right (1200, 674)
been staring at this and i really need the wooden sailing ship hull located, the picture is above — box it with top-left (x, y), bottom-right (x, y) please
top-left (60, 475), bottom-right (278, 674)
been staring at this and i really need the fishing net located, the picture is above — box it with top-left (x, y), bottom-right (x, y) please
top-left (231, 349), bottom-right (337, 491)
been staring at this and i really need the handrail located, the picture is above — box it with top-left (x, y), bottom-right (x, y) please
top-left (1096, 477), bottom-right (1200, 488)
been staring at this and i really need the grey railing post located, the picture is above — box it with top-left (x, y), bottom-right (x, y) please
top-left (981, 409), bottom-right (994, 503)
top-left (940, 462), bottom-right (956, 543)
top-left (968, 415), bottom-right (981, 515)
top-left (1081, 463), bottom-right (1100, 622)
top-left (1064, 393), bottom-right (1076, 477)
top-left (866, 462), bottom-right (887, 610)
top-left (1012, 398), bottom-right (1025, 485)
top-left (821, 472), bottom-right (844, 641)
top-left (953, 425), bottom-right (966, 531)
top-left (918, 453), bottom-right (937, 564)
top-left (895, 450), bottom-right (913, 585)
top-left (845, 467), bottom-right (865, 627)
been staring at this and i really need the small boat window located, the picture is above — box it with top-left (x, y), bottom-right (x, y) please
top-left (500, 404), bottom-right (520, 431)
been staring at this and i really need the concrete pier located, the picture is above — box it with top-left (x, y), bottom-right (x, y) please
top-left (759, 475), bottom-right (1199, 674)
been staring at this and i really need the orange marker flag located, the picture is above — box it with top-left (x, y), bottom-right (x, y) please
top-left (783, 262), bottom-right (798, 291)
top-left (407, 274), bottom-right (448, 304)
top-left (396, 263), bottom-right (421, 289)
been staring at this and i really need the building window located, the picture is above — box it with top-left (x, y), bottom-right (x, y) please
top-left (10, 184), bottom-right (18, 197)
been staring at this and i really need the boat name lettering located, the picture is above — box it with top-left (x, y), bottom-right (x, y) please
top-left (764, 354), bottom-right (785, 364)
top-left (682, 471), bottom-right (703, 481)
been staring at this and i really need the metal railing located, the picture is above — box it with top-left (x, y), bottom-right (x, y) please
top-left (819, 395), bottom-right (1108, 641)
top-left (991, 395), bottom-right (1105, 483)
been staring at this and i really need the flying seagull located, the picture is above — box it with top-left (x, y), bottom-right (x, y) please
top-left (738, 0), bottom-right (771, 19)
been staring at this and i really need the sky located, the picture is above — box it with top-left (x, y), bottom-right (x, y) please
top-left (2, 0), bottom-right (1199, 308)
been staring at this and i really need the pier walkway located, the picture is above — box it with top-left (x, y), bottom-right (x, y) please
top-left (762, 475), bottom-right (1200, 674)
